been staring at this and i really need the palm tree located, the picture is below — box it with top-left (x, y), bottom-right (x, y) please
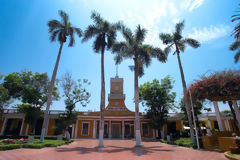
top-left (230, 40), bottom-right (240, 63)
top-left (231, 4), bottom-right (240, 40)
top-left (82, 11), bottom-right (121, 147)
top-left (112, 25), bottom-right (166, 146)
top-left (40, 10), bottom-right (82, 142)
top-left (159, 21), bottom-right (200, 143)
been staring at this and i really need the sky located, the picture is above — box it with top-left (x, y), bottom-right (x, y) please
top-left (0, 0), bottom-right (239, 113)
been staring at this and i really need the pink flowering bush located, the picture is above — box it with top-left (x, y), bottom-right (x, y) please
top-left (188, 70), bottom-right (240, 101)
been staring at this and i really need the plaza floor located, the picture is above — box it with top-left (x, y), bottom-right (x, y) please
top-left (0, 139), bottom-right (227, 160)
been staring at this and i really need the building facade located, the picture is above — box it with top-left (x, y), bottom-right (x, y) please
top-left (0, 75), bottom-right (236, 139)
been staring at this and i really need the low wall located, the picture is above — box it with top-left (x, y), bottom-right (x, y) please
top-left (218, 137), bottom-right (236, 152)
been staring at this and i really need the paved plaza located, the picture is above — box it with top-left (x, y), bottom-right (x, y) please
top-left (0, 139), bottom-right (227, 160)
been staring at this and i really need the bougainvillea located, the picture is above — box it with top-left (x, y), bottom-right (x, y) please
top-left (187, 70), bottom-right (240, 101)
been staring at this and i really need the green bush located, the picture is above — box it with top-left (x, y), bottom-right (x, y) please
top-left (0, 144), bottom-right (22, 150)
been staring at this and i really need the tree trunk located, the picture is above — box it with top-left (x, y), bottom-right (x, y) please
top-left (40, 42), bottom-right (64, 142)
top-left (98, 48), bottom-right (105, 147)
top-left (65, 127), bottom-right (70, 140)
top-left (176, 50), bottom-right (195, 143)
top-left (134, 57), bottom-right (142, 146)
top-left (228, 101), bottom-right (239, 131)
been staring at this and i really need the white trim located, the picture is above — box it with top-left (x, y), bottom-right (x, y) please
top-left (19, 118), bottom-right (25, 136)
top-left (0, 118), bottom-right (8, 136)
top-left (208, 120), bottom-right (212, 130)
top-left (213, 101), bottom-right (224, 131)
top-left (71, 124), bottom-right (75, 138)
top-left (25, 124), bottom-right (29, 136)
top-left (81, 122), bottom-right (90, 136)
top-left (75, 119), bottom-right (78, 138)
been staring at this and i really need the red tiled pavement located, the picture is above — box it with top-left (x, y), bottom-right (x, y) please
top-left (0, 139), bottom-right (227, 160)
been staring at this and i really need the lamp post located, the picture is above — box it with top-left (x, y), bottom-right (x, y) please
top-left (189, 90), bottom-right (200, 149)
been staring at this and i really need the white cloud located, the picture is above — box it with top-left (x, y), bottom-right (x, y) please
top-left (189, 0), bottom-right (205, 11)
top-left (187, 25), bottom-right (230, 43)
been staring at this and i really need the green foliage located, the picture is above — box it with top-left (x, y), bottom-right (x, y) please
top-left (82, 11), bottom-right (121, 53)
top-left (56, 72), bottom-right (91, 133)
top-left (221, 110), bottom-right (231, 114)
top-left (139, 76), bottom-right (176, 130)
top-left (3, 70), bottom-right (59, 105)
top-left (160, 138), bottom-right (195, 148)
top-left (0, 139), bottom-right (73, 150)
top-left (48, 10), bottom-right (82, 46)
top-left (112, 25), bottom-right (166, 77)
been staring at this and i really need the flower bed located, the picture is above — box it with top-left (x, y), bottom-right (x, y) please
top-left (188, 70), bottom-right (240, 101)
top-left (0, 138), bottom-right (27, 145)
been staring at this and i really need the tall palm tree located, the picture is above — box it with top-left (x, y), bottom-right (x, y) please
top-left (112, 25), bottom-right (166, 146)
top-left (82, 11), bottom-right (121, 147)
top-left (40, 10), bottom-right (82, 142)
top-left (159, 21), bottom-right (200, 143)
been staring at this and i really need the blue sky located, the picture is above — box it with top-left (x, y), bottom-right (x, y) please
top-left (0, 0), bottom-right (239, 113)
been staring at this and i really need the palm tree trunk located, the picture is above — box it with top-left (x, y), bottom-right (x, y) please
top-left (176, 51), bottom-right (195, 143)
top-left (40, 42), bottom-right (64, 142)
top-left (98, 48), bottom-right (105, 147)
top-left (228, 101), bottom-right (239, 131)
top-left (134, 57), bottom-right (142, 146)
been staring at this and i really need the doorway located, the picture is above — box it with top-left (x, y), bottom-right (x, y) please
top-left (112, 124), bottom-right (120, 138)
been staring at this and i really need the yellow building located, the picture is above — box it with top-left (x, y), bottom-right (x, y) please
top-left (0, 75), bottom-right (236, 139)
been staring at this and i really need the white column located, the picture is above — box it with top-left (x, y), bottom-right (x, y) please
top-left (25, 124), bottom-right (29, 136)
top-left (152, 129), bottom-right (155, 138)
top-left (208, 120), bottom-right (212, 130)
top-left (122, 120), bottom-right (125, 139)
top-left (134, 120), bottom-right (136, 138)
top-left (45, 118), bottom-right (50, 136)
top-left (156, 129), bottom-right (159, 138)
top-left (0, 118), bottom-right (8, 136)
top-left (75, 119), bottom-right (78, 138)
top-left (109, 120), bottom-right (112, 139)
top-left (71, 124), bottom-right (75, 138)
top-left (232, 100), bottom-right (240, 130)
top-left (93, 120), bottom-right (96, 138)
top-left (224, 120), bottom-right (230, 131)
top-left (19, 118), bottom-right (25, 136)
top-left (213, 101), bottom-right (224, 131)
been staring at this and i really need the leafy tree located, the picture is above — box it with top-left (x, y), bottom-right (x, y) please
top-left (82, 11), bottom-right (121, 147)
top-left (17, 103), bottom-right (44, 135)
top-left (179, 98), bottom-right (211, 135)
top-left (57, 72), bottom-right (90, 140)
top-left (139, 76), bottom-right (176, 139)
top-left (3, 70), bottom-right (59, 135)
top-left (0, 74), bottom-right (10, 119)
top-left (112, 25), bottom-right (166, 146)
top-left (41, 10), bottom-right (82, 142)
top-left (159, 21), bottom-right (200, 143)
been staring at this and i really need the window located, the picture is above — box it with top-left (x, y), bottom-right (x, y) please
top-left (82, 122), bottom-right (89, 136)
top-left (115, 85), bottom-right (119, 90)
top-left (142, 123), bottom-right (148, 136)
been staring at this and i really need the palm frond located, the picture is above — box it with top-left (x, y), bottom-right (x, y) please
top-left (47, 20), bottom-right (63, 33)
top-left (68, 27), bottom-right (75, 47)
top-left (164, 44), bottom-right (173, 55)
top-left (121, 26), bottom-right (134, 45)
top-left (59, 10), bottom-right (69, 27)
top-left (154, 47), bottom-right (167, 63)
top-left (50, 30), bottom-right (60, 42)
top-left (230, 41), bottom-right (240, 51)
top-left (135, 24), bottom-right (147, 44)
top-left (82, 25), bottom-right (99, 42)
top-left (93, 34), bottom-right (104, 53)
top-left (175, 20), bottom-right (184, 35)
top-left (114, 54), bottom-right (123, 65)
top-left (112, 42), bottom-right (127, 53)
top-left (106, 29), bottom-right (116, 49)
top-left (234, 50), bottom-right (240, 63)
top-left (183, 38), bottom-right (200, 48)
top-left (232, 23), bottom-right (240, 39)
top-left (74, 27), bottom-right (82, 37)
top-left (91, 11), bottom-right (103, 27)
top-left (159, 33), bottom-right (173, 45)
